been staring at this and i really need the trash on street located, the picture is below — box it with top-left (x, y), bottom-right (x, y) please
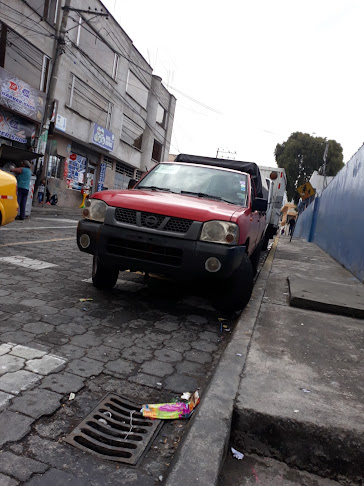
top-left (141, 390), bottom-right (200, 419)
top-left (231, 447), bottom-right (244, 460)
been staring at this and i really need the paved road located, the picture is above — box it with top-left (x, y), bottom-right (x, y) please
top-left (0, 213), bottom-right (247, 485)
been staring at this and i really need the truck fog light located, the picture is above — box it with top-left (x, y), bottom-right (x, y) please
top-left (205, 257), bottom-right (221, 273)
top-left (79, 234), bottom-right (90, 249)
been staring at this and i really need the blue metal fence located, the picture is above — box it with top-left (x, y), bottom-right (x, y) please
top-left (294, 145), bottom-right (364, 282)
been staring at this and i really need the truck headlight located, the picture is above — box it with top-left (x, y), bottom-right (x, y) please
top-left (200, 221), bottom-right (239, 245)
top-left (82, 199), bottom-right (107, 222)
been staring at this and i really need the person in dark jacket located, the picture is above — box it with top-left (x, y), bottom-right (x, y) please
top-left (288, 218), bottom-right (296, 236)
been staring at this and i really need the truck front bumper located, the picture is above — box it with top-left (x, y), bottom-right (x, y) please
top-left (77, 219), bottom-right (246, 280)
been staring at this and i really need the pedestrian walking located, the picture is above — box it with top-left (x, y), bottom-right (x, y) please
top-left (288, 218), bottom-right (296, 237)
top-left (10, 160), bottom-right (32, 220)
top-left (37, 178), bottom-right (51, 204)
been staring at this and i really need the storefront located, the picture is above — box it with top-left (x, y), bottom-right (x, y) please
top-left (0, 67), bottom-right (44, 168)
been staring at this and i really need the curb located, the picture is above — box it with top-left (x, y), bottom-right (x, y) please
top-left (164, 238), bottom-right (279, 486)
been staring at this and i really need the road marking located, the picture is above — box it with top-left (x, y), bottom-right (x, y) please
top-left (0, 255), bottom-right (58, 269)
top-left (0, 225), bottom-right (77, 231)
top-left (33, 218), bottom-right (80, 223)
top-left (0, 237), bottom-right (74, 247)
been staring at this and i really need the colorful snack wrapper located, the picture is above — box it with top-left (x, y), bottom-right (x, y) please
top-left (141, 390), bottom-right (200, 419)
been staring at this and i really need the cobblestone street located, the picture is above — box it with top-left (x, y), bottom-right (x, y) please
top-left (0, 212), bottom-right (239, 485)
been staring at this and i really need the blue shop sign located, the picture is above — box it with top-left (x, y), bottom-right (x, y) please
top-left (91, 123), bottom-right (114, 152)
top-left (97, 162), bottom-right (106, 192)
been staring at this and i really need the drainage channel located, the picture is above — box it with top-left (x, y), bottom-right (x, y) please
top-left (65, 393), bottom-right (162, 465)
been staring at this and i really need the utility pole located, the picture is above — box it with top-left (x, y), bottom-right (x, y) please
top-left (39, 2), bottom-right (108, 205)
top-left (38, 0), bottom-right (71, 206)
top-left (322, 140), bottom-right (329, 190)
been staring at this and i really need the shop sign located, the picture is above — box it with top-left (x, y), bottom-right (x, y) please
top-left (97, 162), bottom-right (107, 192)
top-left (66, 154), bottom-right (86, 191)
top-left (91, 123), bottom-right (114, 152)
top-left (0, 108), bottom-right (36, 144)
top-left (55, 114), bottom-right (67, 132)
top-left (0, 67), bottom-right (46, 123)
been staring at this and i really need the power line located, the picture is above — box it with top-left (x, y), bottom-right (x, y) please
top-left (65, 18), bottom-right (219, 116)
top-left (62, 45), bottom-right (179, 153)
top-left (0, 1), bottom-right (57, 38)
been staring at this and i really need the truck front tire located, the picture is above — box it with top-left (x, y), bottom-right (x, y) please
top-left (215, 254), bottom-right (254, 311)
top-left (92, 256), bottom-right (119, 290)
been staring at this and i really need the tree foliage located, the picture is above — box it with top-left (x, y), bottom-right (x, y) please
top-left (275, 132), bottom-right (344, 202)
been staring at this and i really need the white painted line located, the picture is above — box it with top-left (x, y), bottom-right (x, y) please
top-left (33, 218), bottom-right (80, 223)
top-left (0, 237), bottom-right (74, 248)
top-left (0, 225), bottom-right (77, 232)
top-left (0, 256), bottom-right (58, 269)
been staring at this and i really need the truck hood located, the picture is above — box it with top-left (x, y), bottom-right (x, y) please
top-left (94, 189), bottom-right (246, 222)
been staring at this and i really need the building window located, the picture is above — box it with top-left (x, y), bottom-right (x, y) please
top-left (48, 155), bottom-right (62, 179)
top-left (75, 16), bottom-right (117, 79)
top-left (114, 162), bottom-right (135, 189)
top-left (136, 170), bottom-right (143, 180)
top-left (126, 70), bottom-right (148, 109)
top-left (0, 22), bottom-right (49, 91)
top-left (68, 74), bottom-right (113, 129)
top-left (156, 104), bottom-right (166, 127)
top-left (112, 53), bottom-right (119, 80)
top-left (152, 139), bottom-right (163, 162)
top-left (103, 155), bottom-right (114, 169)
top-left (40, 55), bottom-right (51, 92)
top-left (121, 116), bottom-right (143, 150)
top-left (26, 0), bottom-right (59, 24)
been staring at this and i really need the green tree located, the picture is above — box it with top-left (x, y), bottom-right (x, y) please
top-left (275, 132), bottom-right (344, 203)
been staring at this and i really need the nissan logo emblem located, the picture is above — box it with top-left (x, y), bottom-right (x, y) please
top-left (145, 215), bottom-right (159, 228)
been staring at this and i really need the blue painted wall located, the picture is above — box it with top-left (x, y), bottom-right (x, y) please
top-left (294, 199), bottom-right (315, 240)
top-left (294, 145), bottom-right (364, 282)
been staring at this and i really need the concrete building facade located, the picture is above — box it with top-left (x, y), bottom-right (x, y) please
top-left (0, 0), bottom-right (176, 207)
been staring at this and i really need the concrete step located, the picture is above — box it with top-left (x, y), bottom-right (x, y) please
top-left (288, 276), bottom-right (364, 319)
top-left (230, 407), bottom-right (363, 484)
top-left (219, 451), bottom-right (343, 486)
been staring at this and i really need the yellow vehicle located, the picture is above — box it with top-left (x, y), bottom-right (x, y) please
top-left (0, 169), bottom-right (18, 226)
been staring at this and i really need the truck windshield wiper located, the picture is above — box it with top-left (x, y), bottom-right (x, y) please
top-left (137, 186), bottom-right (171, 192)
top-left (180, 191), bottom-right (231, 203)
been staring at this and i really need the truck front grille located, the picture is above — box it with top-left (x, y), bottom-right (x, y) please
top-left (114, 208), bottom-right (193, 234)
top-left (106, 238), bottom-right (183, 266)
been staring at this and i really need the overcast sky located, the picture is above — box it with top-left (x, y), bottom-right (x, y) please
top-left (102, 0), bottom-right (364, 167)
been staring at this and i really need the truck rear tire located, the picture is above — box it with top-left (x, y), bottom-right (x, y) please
top-left (215, 254), bottom-right (254, 311)
top-left (92, 256), bottom-right (119, 290)
top-left (261, 234), bottom-right (270, 251)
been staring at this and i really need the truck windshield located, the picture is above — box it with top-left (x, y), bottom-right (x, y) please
top-left (137, 163), bottom-right (248, 206)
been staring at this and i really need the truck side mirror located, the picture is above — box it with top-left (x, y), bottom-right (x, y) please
top-left (128, 179), bottom-right (137, 189)
top-left (252, 197), bottom-right (268, 212)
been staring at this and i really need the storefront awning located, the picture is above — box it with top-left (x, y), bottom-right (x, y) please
top-left (0, 145), bottom-right (43, 163)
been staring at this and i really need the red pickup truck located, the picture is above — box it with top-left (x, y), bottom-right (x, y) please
top-left (77, 154), bottom-right (267, 310)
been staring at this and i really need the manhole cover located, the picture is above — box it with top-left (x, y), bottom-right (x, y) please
top-left (65, 394), bottom-right (162, 465)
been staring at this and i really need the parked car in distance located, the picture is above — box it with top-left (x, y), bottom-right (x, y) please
top-left (0, 169), bottom-right (18, 226)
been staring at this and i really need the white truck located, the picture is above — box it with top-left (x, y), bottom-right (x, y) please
top-left (259, 166), bottom-right (287, 249)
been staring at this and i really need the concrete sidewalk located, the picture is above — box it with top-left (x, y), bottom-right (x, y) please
top-left (29, 205), bottom-right (82, 220)
top-left (165, 236), bottom-right (364, 485)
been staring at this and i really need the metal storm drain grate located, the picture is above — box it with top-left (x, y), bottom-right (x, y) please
top-left (65, 394), bottom-right (162, 465)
